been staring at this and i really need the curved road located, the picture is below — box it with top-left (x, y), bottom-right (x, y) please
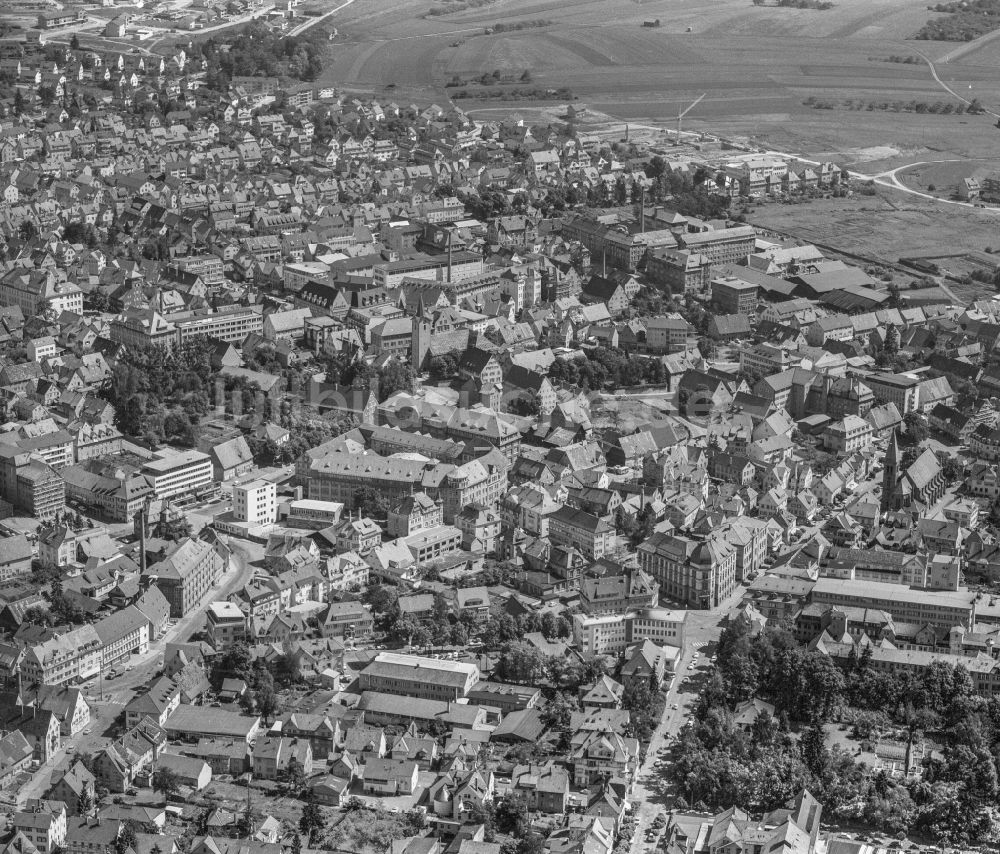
top-left (911, 47), bottom-right (1000, 120)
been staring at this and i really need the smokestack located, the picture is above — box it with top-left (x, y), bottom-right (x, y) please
top-left (447, 231), bottom-right (453, 284)
top-left (602, 249), bottom-right (606, 278)
top-left (139, 505), bottom-right (147, 574)
top-left (640, 187), bottom-right (646, 233)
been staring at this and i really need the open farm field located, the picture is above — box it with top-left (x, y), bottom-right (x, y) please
top-left (313, 0), bottom-right (1000, 162)
top-left (748, 192), bottom-right (1000, 264)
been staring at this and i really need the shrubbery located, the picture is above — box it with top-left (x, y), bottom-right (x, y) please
top-left (492, 19), bottom-right (552, 31)
top-left (803, 95), bottom-right (971, 114)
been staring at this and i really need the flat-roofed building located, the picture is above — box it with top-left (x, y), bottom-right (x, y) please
top-left (374, 252), bottom-right (485, 288)
top-left (404, 525), bottom-right (463, 562)
top-left (809, 577), bottom-right (976, 631)
top-left (864, 372), bottom-right (922, 415)
top-left (141, 449), bottom-right (213, 499)
top-left (233, 479), bottom-right (277, 524)
top-left (206, 601), bottom-right (247, 650)
top-left (711, 276), bottom-right (759, 315)
top-left (573, 608), bottom-right (686, 657)
top-left (173, 306), bottom-right (263, 344)
top-left (465, 681), bottom-right (541, 714)
top-left (285, 498), bottom-right (344, 529)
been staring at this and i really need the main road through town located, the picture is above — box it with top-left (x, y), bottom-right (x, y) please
top-left (627, 583), bottom-right (749, 854)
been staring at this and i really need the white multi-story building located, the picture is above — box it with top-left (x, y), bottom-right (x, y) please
top-left (173, 305), bottom-right (264, 344)
top-left (233, 479), bottom-right (277, 524)
top-left (141, 449), bottom-right (214, 499)
top-left (572, 608), bottom-right (686, 657)
top-left (206, 601), bottom-right (248, 650)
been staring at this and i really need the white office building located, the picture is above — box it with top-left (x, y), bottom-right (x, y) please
top-left (234, 479), bottom-right (277, 524)
top-left (573, 608), bottom-right (687, 657)
top-left (141, 449), bottom-right (214, 499)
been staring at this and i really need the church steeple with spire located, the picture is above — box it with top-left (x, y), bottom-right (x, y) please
top-left (881, 429), bottom-right (902, 513)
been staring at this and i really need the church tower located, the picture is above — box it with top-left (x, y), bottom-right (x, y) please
top-left (411, 294), bottom-right (432, 372)
top-left (881, 429), bottom-right (901, 513)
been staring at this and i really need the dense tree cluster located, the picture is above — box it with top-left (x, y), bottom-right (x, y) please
top-left (198, 23), bottom-right (326, 90)
top-left (916, 0), bottom-right (1000, 41)
top-left (377, 360), bottom-right (416, 402)
top-left (547, 346), bottom-right (666, 390)
top-left (363, 585), bottom-right (573, 650)
top-left (314, 350), bottom-right (414, 403)
top-left (210, 641), bottom-right (290, 722)
top-left (674, 619), bottom-right (1000, 844)
top-left (106, 338), bottom-right (216, 445)
top-left (901, 411), bottom-right (929, 445)
top-left (623, 677), bottom-right (667, 742)
top-left (247, 414), bottom-right (356, 466)
top-left (108, 336), bottom-right (364, 461)
top-left (628, 286), bottom-right (681, 318)
top-left (615, 504), bottom-right (658, 547)
top-left (645, 157), bottom-right (732, 217)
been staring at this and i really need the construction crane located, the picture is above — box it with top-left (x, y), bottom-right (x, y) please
top-left (676, 93), bottom-right (705, 144)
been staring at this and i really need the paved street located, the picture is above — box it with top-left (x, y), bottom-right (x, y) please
top-left (10, 535), bottom-right (260, 808)
top-left (627, 586), bottom-right (745, 854)
top-left (100, 539), bottom-right (260, 702)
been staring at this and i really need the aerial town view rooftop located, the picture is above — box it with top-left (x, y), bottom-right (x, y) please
top-left (0, 0), bottom-right (998, 851)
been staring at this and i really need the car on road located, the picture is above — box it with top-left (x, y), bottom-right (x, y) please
top-left (670, 703), bottom-right (678, 710)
